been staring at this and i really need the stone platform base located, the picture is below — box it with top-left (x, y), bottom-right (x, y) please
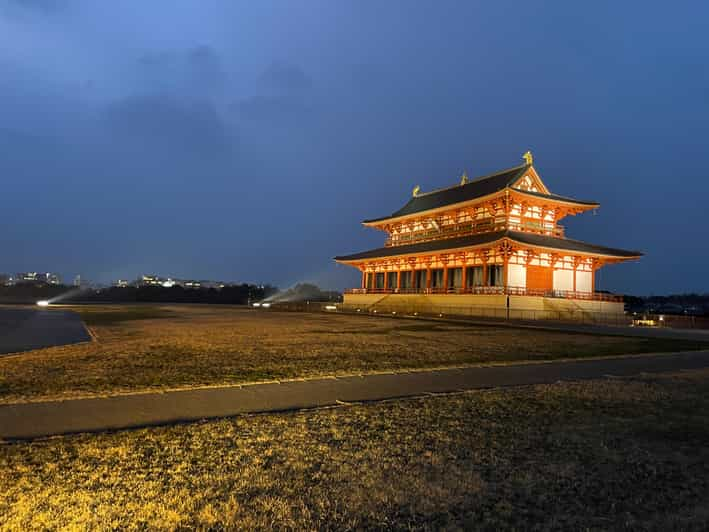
top-left (342, 293), bottom-right (626, 323)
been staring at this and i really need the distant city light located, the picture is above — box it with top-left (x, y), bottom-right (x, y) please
top-left (36, 300), bottom-right (50, 307)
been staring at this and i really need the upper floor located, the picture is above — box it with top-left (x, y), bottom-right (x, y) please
top-left (362, 155), bottom-right (599, 248)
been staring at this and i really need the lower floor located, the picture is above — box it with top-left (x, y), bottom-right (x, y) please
top-left (359, 260), bottom-right (594, 295)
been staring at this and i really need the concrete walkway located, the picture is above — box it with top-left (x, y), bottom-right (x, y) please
top-left (481, 318), bottom-right (709, 342)
top-left (2, 350), bottom-right (709, 440)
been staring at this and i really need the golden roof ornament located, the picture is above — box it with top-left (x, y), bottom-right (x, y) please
top-left (412, 185), bottom-right (421, 197)
top-left (460, 170), bottom-right (469, 185)
top-left (523, 150), bottom-right (533, 165)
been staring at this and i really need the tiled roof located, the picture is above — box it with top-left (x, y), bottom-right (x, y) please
top-left (510, 188), bottom-right (599, 206)
top-left (334, 230), bottom-right (641, 262)
top-left (363, 164), bottom-right (597, 223)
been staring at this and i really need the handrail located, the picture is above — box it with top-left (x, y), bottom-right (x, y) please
top-left (345, 286), bottom-right (623, 302)
top-left (385, 221), bottom-right (564, 247)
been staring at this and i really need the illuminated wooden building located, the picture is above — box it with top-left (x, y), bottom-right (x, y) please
top-left (335, 153), bottom-right (641, 319)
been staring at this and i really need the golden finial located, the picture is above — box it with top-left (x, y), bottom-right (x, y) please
top-left (460, 170), bottom-right (469, 185)
top-left (523, 150), bottom-right (533, 165)
top-left (412, 185), bottom-right (421, 197)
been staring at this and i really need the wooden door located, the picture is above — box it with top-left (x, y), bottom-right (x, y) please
top-left (526, 265), bottom-right (552, 292)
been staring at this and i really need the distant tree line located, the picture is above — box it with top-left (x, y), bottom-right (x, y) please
top-left (0, 283), bottom-right (69, 303)
top-left (0, 282), bottom-right (279, 305)
top-left (268, 283), bottom-right (342, 303)
top-left (624, 293), bottom-right (709, 316)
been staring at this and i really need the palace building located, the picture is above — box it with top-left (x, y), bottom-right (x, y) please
top-left (334, 152), bottom-right (642, 320)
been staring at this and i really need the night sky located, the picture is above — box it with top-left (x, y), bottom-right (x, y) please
top-left (1, 1), bottom-right (707, 295)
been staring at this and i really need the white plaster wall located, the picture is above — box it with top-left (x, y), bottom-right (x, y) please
top-left (576, 270), bottom-right (592, 293)
top-left (553, 269), bottom-right (574, 291)
top-left (508, 263), bottom-right (526, 289)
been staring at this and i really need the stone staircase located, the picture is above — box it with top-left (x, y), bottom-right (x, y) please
top-left (542, 297), bottom-right (596, 322)
top-left (367, 294), bottom-right (432, 315)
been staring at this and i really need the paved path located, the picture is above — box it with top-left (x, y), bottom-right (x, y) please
top-left (0, 307), bottom-right (91, 355)
top-left (2, 350), bottom-right (709, 440)
top-left (485, 318), bottom-right (709, 342)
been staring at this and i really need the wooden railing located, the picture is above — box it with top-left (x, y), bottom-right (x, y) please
top-left (345, 286), bottom-right (623, 302)
top-left (385, 220), bottom-right (564, 247)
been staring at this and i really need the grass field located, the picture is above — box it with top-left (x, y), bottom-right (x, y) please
top-left (2, 369), bottom-right (708, 529)
top-left (0, 304), bottom-right (705, 404)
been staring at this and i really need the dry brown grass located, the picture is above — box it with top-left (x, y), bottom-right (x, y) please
top-left (0, 304), bottom-right (704, 404)
top-left (1, 370), bottom-right (709, 530)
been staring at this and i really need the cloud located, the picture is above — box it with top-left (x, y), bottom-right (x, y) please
top-left (236, 62), bottom-right (314, 122)
top-left (187, 46), bottom-right (223, 84)
top-left (102, 94), bottom-right (233, 158)
top-left (137, 45), bottom-right (226, 96)
top-left (236, 95), bottom-right (313, 122)
top-left (6, 0), bottom-right (66, 13)
top-left (259, 61), bottom-right (312, 92)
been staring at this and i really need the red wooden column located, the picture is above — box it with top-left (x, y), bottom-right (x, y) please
top-left (426, 267), bottom-right (432, 291)
top-left (482, 262), bottom-right (488, 287)
top-left (361, 270), bottom-right (366, 289)
top-left (461, 263), bottom-right (467, 293)
top-left (396, 270), bottom-right (402, 292)
top-left (440, 254), bottom-right (449, 293)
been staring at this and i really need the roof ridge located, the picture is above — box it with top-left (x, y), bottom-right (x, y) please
top-left (470, 163), bottom-right (529, 184)
top-left (413, 163), bottom-right (529, 198)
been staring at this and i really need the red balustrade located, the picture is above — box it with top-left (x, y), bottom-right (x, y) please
top-left (344, 286), bottom-right (622, 302)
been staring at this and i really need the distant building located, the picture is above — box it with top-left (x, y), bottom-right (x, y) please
top-left (135, 275), bottom-right (226, 290)
top-left (113, 279), bottom-right (130, 288)
top-left (137, 275), bottom-right (164, 287)
top-left (14, 272), bottom-right (62, 285)
top-left (73, 275), bottom-right (93, 288)
top-left (0, 274), bottom-right (10, 286)
top-left (184, 280), bottom-right (225, 290)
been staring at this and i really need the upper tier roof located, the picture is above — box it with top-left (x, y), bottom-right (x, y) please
top-left (363, 163), bottom-right (598, 224)
top-left (334, 230), bottom-right (642, 262)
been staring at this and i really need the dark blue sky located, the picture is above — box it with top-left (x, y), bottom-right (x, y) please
top-left (1, 1), bottom-right (707, 294)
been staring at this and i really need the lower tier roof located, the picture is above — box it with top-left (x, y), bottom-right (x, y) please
top-left (334, 230), bottom-right (642, 262)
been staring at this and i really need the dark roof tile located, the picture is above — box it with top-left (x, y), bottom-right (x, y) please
top-left (363, 164), bottom-right (598, 223)
top-left (334, 230), bottom-right (641, 262)
top-left (363, 165), bottom-right (528, 223)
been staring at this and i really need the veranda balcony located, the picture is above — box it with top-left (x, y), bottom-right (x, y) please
top-left (385, 220), bottom-right (565, 247)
